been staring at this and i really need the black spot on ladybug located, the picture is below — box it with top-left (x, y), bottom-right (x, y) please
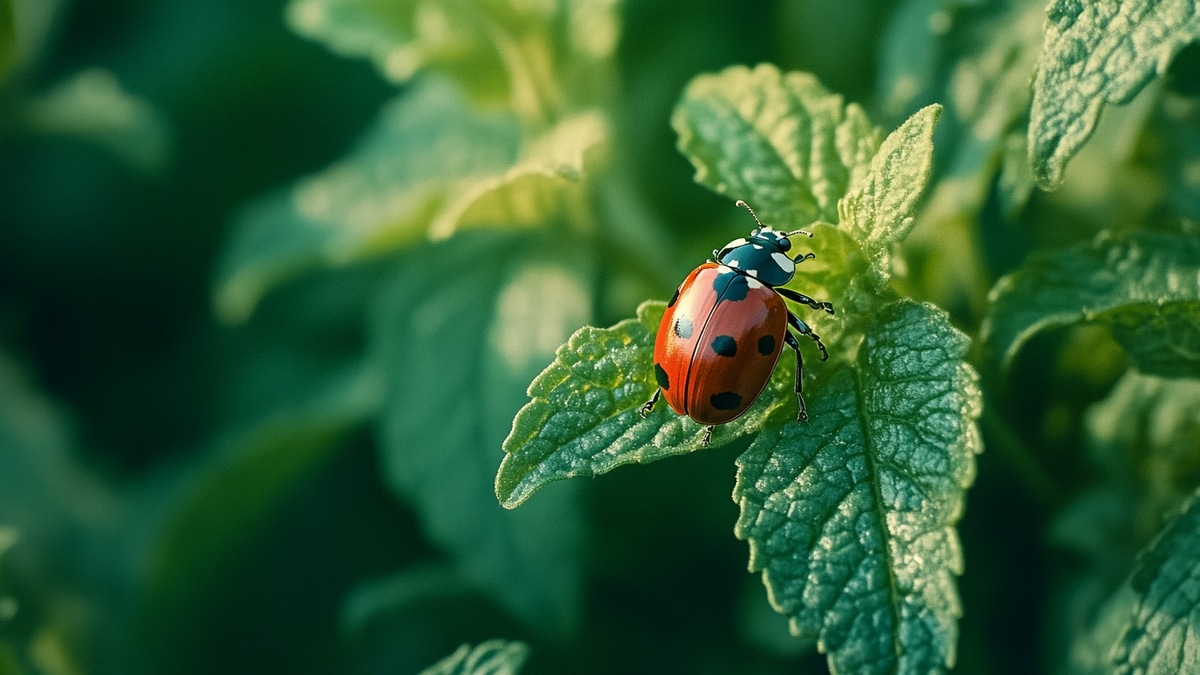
top-left (710, 271), bottom-right (748, 300)
top-left (673, 315), bottom-right (693, 339)
top-left (654, 363), bottom-right (670, 390)
top-left (758, 334), bottom-right (776, 356)
top-left (710, 391), bottom-right (743, 411)
top-left (712, 335), bottom-right (737, 357)
top-left (668, 286), bottom-right (681, 307)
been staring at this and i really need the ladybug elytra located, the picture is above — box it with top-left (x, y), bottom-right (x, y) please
top-left (639, 200), bottom-right (835, 445)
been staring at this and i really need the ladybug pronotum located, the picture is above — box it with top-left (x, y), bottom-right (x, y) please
top-left (639, 200), bottom-right (835, 445)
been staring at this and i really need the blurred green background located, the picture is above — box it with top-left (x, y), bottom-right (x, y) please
top-left (2, 0), bottom-right (1197, 673)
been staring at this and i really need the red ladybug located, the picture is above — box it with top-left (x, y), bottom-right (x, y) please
top-left (639, 200), bottom-right (835, 445)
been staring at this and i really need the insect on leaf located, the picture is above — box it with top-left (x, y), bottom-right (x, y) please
top-left (496, 301), bottom-right (716, 509)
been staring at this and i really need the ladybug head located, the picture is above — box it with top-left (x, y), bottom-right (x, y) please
top-left (748, 226), bottom-right (794, 252)
top-left (713, 200), bottom-right (813, 287)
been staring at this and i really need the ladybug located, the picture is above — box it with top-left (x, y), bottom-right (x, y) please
top-left (639, 200), bottom-right (835, 445)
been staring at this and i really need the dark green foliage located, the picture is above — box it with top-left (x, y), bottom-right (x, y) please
top-left (2, 0), bottom-right (1199, 673)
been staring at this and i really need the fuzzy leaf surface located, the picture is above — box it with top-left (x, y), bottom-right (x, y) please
top-left (983, 230), bottom-right (1200, 378)
top-left (1112, 489), bottom-right (1200, 673)
top-left (839, 103), bottom-right (941, 280)
top-left (672, 63), bottom-right (881, 229)
top-left (734, 300), bottom-right (981, 674)
top-left (496, 301), bottom-right (716, 508)
top-left (1028, 0), bottom-right (1200, 188)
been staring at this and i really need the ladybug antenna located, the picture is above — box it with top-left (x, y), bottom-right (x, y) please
top-left (737, 200), bottom-right (813, 238)
top-left (735, 200), bottom-right (765, 229)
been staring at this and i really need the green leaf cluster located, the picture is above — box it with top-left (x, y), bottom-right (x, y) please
top-left (498, 63), bottom-right (981, 673)
top-left (2, 0), bottom-right (1200, 673)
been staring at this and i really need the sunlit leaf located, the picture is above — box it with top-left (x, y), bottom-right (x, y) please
top-left (672, 63), bottom-right (881, 229)
top-left (286, 0), bottom-right (621, 124)
top-left (734, 300), bottom-right (980, 674)
top-left (212, 77), bottom-right (521, 323)
top-left (983, 229), bottom-right (1200, 378)
top-left (497, 298), bottom-right (979, 674)
top-left (838, 103), bottom-right (941, 281)
top-left (1028, 0), bottom-right (1200, 189)
top-left (213, 77), bottom-right (609, 324)
top-left (1110, 489), bottom-right (1200, 673)
top-left (432, 111), bottom-right (610, 238)
top-left (496, 301), bottom-right (700, 509)
top-left (420, 640), bottom-right (529, 675)
top-left (374, 233), bottom-right (590, 633)
top-left (672, 66), bottom-right (943, 314)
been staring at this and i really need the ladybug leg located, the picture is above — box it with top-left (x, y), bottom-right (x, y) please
top-left (702, 425), bottom-right (715, 446)
top-left (787, 312), bottom-right (830, 361)
top-left (784, 331), bottom-right (809, 422)
top-left (776, 287), bottom-right (835, 315)
top-left (792, 251), bottom-right (815, 264)
top-left (638, 389), bottom-right (662, 418)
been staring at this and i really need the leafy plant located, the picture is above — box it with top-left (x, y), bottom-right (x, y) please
top-left (1, 0), bottom-right (1199, 673)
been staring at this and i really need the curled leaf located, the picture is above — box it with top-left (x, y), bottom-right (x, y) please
top-left (1028, 0), bottom-right (1200, 189)
top-left (983, 230), bottom-right (1200, 378)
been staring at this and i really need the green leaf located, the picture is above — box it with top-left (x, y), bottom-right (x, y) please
top-left (838, 103), bottom-right (942, 280)
top-left (213, 77), bottom-right (609, 324)
top-left (212, 77), bottom-right (521, 323)
top-left (881, 0), bottom-right (1043, 315)
top-left (496, 301), bottom-right (710, 509)
top-left (672, 63), bottom-right (882, 229)
top-left (419, 640), bottom-right (529, 675)
top-left (671, 65), bottom-right (941, 301)
top-left (286, 0), bottom-right (620, 125)
top-left (432, 111), bottom-right (610, 238)
top-left (1087, 371), bottom-right (1200, 539)
top-left (733, 300), bottom-right (980, 674)
top-left (374, 234), bottom-right (590, 633)
top-left (1028, 0), bottom-right (1200, 189)
top-left (982, 230), bottom-right (1200, 378)
top-left (20, 68), bottom-right (170, 172)
top-left (1053, 370), bottom-right (1200, 673)
top-left (1111, 489), bottom-right (1200, 673)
